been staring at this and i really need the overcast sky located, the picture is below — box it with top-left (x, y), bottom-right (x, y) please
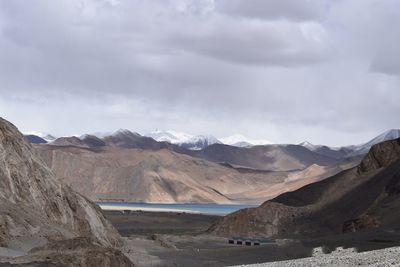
top-left (0, 0), bottom-right (399, 146)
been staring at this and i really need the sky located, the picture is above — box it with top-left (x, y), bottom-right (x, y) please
top-left (0, 0), bottom-right (399, 146)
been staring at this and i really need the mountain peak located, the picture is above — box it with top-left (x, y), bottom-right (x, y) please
top-left (112, 129), bottom-right (140, 137)
top-left (220, 134), bottom-right (272, 147)
top-left (299, 141), bottom-right (315, 148)
top-left (382, 129), bottom-right (400, 139)
top-left (146, 129), bottom-right (193, 144)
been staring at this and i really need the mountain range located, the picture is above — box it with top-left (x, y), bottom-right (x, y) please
top-left (21, 128), bottom-right (400, 205)
top-left (34, 145), bottom-right (318, 204)
top-left (25, 129), bottom-right (400, 156)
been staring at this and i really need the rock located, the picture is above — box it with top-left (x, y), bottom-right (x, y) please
top-left (0, 118), bottom-right (133, 266)
top-left (358, 138), bottom-right (400, 173)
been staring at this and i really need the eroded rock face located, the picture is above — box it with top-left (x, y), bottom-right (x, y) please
top-left (358, 138), bottom-right (400, 173)
top-left (0, 118), bottom-right (130, 265)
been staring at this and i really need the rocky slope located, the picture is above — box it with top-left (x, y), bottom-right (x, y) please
top-left (0, 118), bottom-right (132, 266)
top-left (33, 144), bottom-right (355, 204)
top-left (211, 138), bottom-right (400, 238)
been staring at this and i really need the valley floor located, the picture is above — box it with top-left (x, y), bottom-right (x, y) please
top-left (104, 211), bottom-right (400, 267)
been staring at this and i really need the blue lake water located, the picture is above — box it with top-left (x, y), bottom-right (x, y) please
top-left (97, 202), bottom-right (258, 215)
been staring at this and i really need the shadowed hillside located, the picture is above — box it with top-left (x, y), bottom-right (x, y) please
top-left (212, 138), bottom-right (400, 238)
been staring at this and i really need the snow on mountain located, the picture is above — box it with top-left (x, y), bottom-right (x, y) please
top-left (298, 141), bottom-right (342, 151)
top-left (299, 129), bottom-right (400, 158)
top-left (112, 128), bottom-right (141, 137)
top-left (220, 134), bottom-right (272, 147)
top-left (23, 131), bottom-right (57, 143)
top-left (349, 129), bottom-right (400, 156)
top-left (180, 135), bottom-right (221, 150)
top-left (145, 130), bottom-right (220, 150)
top-left (298, 141), bottom-right (319, 151)
top-left (146, 130), bottom-right (192, 144)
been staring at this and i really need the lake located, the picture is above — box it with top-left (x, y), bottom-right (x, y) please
top-left (97, 202), bottom-right (258, 215)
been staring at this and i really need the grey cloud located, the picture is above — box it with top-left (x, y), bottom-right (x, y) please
top-left (215, 0), bottom-right (325, 22)
top-left (0, 0), bottom-right (399, 146)
top-left (170, 18), bottom-right (328, 66)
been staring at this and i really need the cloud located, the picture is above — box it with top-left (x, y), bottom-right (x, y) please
top-left (215, 0), bottom-right (325, 22)
top-left (0, 0), bottom-right (399, 146)
top-left (170, 18), bottom-right (329, 66)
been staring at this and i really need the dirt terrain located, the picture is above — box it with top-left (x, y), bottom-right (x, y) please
top-left (105, 210), bottom-right (400, 266)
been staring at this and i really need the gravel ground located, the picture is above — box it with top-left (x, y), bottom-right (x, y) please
top-left (233, 246), bottom-right (400, 266)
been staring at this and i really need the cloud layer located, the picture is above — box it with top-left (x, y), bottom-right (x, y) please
top-left (0, 0), bottom-right (399, 146)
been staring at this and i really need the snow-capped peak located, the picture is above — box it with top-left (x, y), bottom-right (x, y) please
top-left (349, 129), bottom-right (400, 155)
top-left (365, 129), bottom-right (400, 146)
top-left (181, 134), bottom-right (221, 150)
top-left (219, 134), bottom-right (272, 147)
top-left (23, 131), bottom-right (57, 143)
top-left (145, 130), bottom-right (220, 149)
top-left (299, 141), bottom-right (319, 151)
top-left (110, 129), bottom-right (140, 137)
top-left (145, 130), bottom-right (193, 144)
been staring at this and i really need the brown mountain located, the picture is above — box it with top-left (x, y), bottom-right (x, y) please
top-left (45, 131), bottom-right (346, 172)
top-left (211, 138), bottom-right (400, 238)
top-left (192, 144), bottom-right (340, 171)
top-left (51, 135), bottom-right (106, 148)
top-left (51, 136), bottom-right (89, 147)
top-left (0, 118), bottom-right (132, 266)
top-left (33, 144), bottom-right (356, 204)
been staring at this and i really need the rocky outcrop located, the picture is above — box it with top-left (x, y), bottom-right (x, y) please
top-left (0, 118), bottom-right (132, 266)
top-left (358, 138), bottom-right (400, 173)
top-left (212, 138), bottom-right (400, 238)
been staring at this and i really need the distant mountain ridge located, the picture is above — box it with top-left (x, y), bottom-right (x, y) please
top-left (39, 129), bottom-right (347, 172)
top-left (298, 129), bottom-right (400, 159)
top-left (219, 134), bottom-right (272, 147)
top-left (25, 128), bottom-right (400, 158)
top-left (146, 130), bottom-right (221, 150)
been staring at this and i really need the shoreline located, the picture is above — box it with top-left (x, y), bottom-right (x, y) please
top-left (96, 200), bottom-right (261, 205)
top-left (99, 204), bottom-right (202, 214)
top-left (97, 202), bottom-right (258, 215)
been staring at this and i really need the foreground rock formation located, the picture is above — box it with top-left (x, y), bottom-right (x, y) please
top-left (0, 118), bottom-right (132, 266)
top-left (212, 138), bottom-right (400, 238)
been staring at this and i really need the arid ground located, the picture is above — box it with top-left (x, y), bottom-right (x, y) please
top-left (105, 211), bottom-right (400, 267)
